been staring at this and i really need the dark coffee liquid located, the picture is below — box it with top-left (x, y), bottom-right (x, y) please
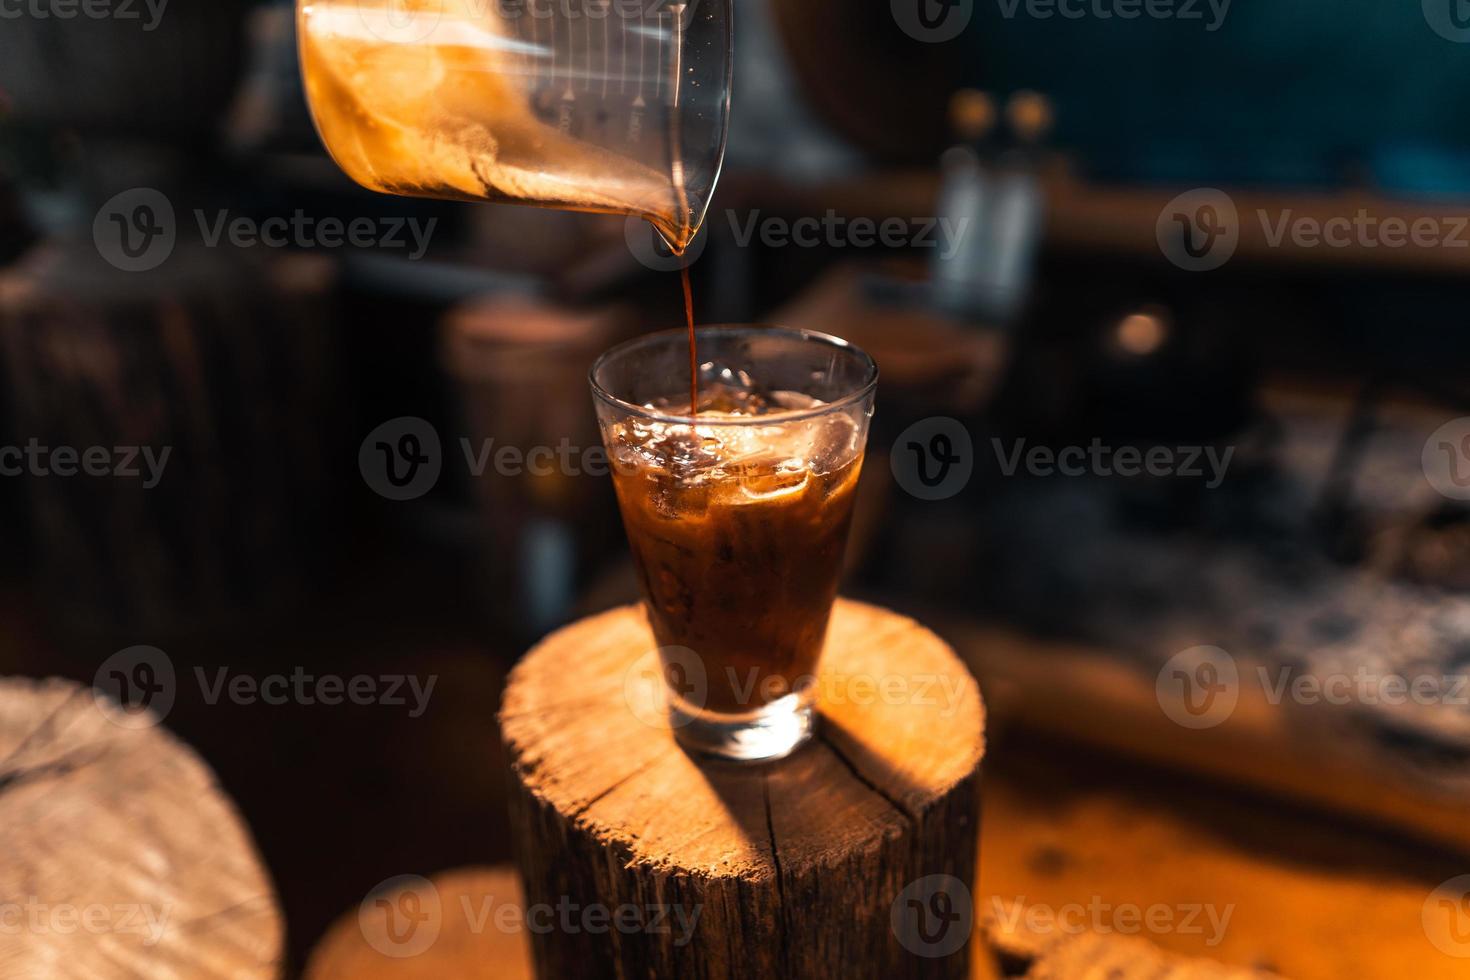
top-left (606, 400), bottom-right (864, 715)
top-left (610, 231), bottom-right (870, 716)
top-left (681, 265), bottom-right (697, 414)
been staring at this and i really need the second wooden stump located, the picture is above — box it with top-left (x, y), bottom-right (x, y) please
top-left (501, 599), bottom-right (985, 979)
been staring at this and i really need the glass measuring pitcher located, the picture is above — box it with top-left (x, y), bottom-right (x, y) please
top-left (298, 0), bottom-right (731, 251)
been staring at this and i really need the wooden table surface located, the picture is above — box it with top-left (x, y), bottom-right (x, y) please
top-left (0, 548), bottom-right (1458, 977)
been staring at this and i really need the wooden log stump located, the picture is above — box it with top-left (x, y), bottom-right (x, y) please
top-left (305, 867), bottom-right (533, 980)
top-left (0, 676), bottom-right (282, 976)
top-left (500, 599), bottom-right (985, 979)
top-left (0, 241), bottom-right (338, 633)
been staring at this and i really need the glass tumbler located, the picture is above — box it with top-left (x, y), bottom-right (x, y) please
top-left (591, 326), bottom-right (877, 761)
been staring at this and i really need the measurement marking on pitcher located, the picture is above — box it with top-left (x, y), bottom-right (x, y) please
top-left (523, 2), bottom-right (535, 86)
top-left (550, 13), bottom-right (560, 94)
top-left (582, 12), bottom-right (592, 95)
top-left (530, 9), bottom-right (545, 93)
top-left (628, 8), bottom-right (648, 144)
top-left (654, 9), bottom-right (665, 101)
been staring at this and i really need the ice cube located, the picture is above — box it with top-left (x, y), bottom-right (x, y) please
top-left (691, 362), bottom-right (771, 415)
top-left (737, 459), bottom-right (811, 501)
top-left (701, 361), bottom-right (758, 392)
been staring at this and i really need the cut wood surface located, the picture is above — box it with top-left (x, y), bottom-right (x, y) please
top-left (933, 386), bottom-right (1470, 859)
top-left (307, 868), bottom-right (1291, 980)
top-left (500, 599), bottom-right (986, 979)
top-left (951, 620), bottom-right (1470, 858)
top-left (975, 738), bottom-right (1464, 980)
top-left (982, 909), bottom-right (1286, 980)
top-left (305, 867), bottom-right (532, 980)
top-left (0, 677), bottom-right (282, 977)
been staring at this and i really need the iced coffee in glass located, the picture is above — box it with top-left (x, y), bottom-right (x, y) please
top-left (591, 326), bottom-right (876, 761)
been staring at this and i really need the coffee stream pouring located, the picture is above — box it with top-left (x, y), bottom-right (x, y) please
top-left (298, 0), bottom-right (732, 253)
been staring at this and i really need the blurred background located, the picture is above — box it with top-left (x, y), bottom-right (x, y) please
top-left (2, 0), bottom-right (1470, 976)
